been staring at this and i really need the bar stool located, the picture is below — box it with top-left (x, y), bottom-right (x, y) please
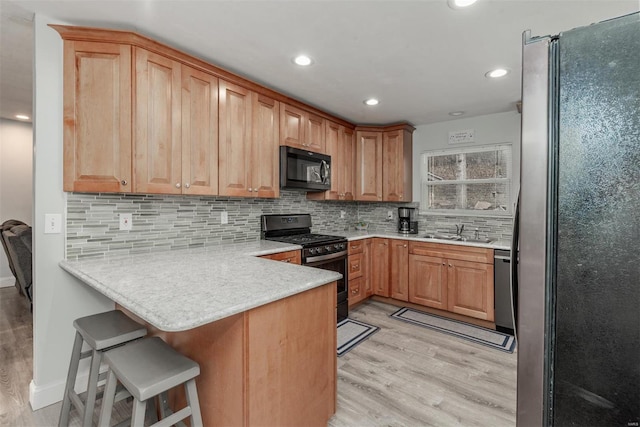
top-left (98, 337), bottom-right (203, 427)
top-left (58, 310), bottom-right (147, 427)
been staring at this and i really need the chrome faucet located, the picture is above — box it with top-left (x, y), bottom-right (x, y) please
top-left (455, 224), bottom-right (464, 236)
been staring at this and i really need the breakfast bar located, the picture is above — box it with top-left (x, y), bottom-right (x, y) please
top-left (60, 241), bottom-right (341, 426)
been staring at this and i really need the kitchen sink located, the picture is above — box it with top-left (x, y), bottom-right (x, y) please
top-left (422, 234), bottom-right (492, 244)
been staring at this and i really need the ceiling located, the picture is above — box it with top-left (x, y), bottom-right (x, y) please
top-left (1, 0), bottom-right (637, 126)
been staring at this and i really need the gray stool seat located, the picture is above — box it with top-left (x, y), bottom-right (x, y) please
top-left (59, 310), bottom-right (147, 427)
top-left (73, 310), bottom-right (149, 350)
top-left (99, 337), bottom-right (203, 427)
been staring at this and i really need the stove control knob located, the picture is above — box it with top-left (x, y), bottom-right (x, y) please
top-left (325, 246), bottom-right (332, 252)
top-left (334, 244), bottom-right (340, 249)
top-left (339, 243), bottom-right (346, 250)
top-left (316, 247), bottom-right (323, 253)
top-left (309, 248), bottom-right (316, 254)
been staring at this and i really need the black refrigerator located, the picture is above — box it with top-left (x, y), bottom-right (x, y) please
top-left (516, 11), bottom-right (639, 426)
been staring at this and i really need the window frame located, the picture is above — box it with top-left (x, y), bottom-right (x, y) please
top-left (419, 143), bottom-right (513, 217)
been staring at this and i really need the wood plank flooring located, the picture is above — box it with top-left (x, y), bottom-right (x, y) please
top-left (1, 287), bottom-right (516, 426)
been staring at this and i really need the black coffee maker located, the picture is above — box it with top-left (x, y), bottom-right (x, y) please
top-left (398, 207), bottom-right (418, 234)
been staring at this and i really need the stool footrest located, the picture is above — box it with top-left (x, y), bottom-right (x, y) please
top-left (152, 407), bottom-right (191, 427)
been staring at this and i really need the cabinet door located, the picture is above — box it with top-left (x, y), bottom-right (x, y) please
top-left (390, 240), bottom-right (409, 302)
top-left (371, 238), bottom-right (390, 297)
top-left (251, 94), bottom-right (280, 198)
top-left (349, 276), bottom-right (364, 307)
top-left (325, 122), bottom-right (341, 200)
top-left (259, 250), bottom-right (301, 265)
top-left (63, 41), bottom-right (132, 193)
top-left (306, 112), bottom-right (325, 152)
top-left (279, 103), bottom-right (305, 148)
top-left (219, 80), bottom-right (252, 197)
top-left (355, 131), bottom-right (383, 201)
top-left (408, 254), bottom-right (448, 310)
top-left (181, 65), bottom-right (218, 195)
top-left (447, 260), bottom-right (495, 321)
top-left (383, 129), bottom-right (411, 202)
top-left (363, 239), bottom-right (373, 297)
top-left (341, 127), bottom-right (356, 201)
top-left (134, 48), bottom-right (182, 194)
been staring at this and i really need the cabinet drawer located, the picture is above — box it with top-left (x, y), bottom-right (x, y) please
top-left (409, 241), bottom-right (493, 264)
top-left (260, 250), bottom-right (301, 265)
top-left (349, 276), bottom-right (364, 307)
top-left (348, 239), bottom-right (365, 254)
top-left (348, 253), bottom-right (364, 279)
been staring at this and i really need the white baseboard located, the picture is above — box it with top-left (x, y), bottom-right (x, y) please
top-left (29, 365), bottom-right (107, 411)
top-left (0, 276), bottom-right (15, 288)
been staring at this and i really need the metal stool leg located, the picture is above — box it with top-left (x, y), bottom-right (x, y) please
top-left (185, 379), bottom-right (203, 427)
top-left (58, 331), bottom-right (83, 427)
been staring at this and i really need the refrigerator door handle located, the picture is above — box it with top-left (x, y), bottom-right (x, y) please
top-left (510, 190), bottom-right (520, 340)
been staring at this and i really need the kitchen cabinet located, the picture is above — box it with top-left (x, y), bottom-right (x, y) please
top-left (62, 40), bottom-right (132, 193)
top-left (259, 250), bottom-right (301, 265)
top-left (348, 240), bottom-right (367, 307)
top-left (408, 242), bottom-right (494, 321)
top-left (355, 124), bottom-right (414, 202)
top-left (362, 239), bottom-right (373, 298)
top-left (279, 103), bottom-right (325, 153)
top-left (135, 49), bottom-right (219, 195)
top-left (219, 82), bottom-right (279, 198)
top-left (390, 240), bottom-right (409, 302)
top-left (307, 122), bottom-right (356, 201)
top-left (371, 238), bottom-right (390, 297)
top-left (382, 127), bottom-right (413, 202)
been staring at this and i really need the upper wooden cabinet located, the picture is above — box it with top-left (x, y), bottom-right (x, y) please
top-left (306, 122), bottom-right (355, 201)
top-left (355, 124), bottom-right (414, 202)
top-left (279, 103), bottom-right (325, 153)
top-left (62, 40), bottom-right (132, 193)
top-left (219, 81), bottom-right (279, 198)
top-left (355, 131), bottom-right (383, 201)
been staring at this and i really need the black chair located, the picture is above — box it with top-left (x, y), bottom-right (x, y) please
top-left (2, 223), bottom-right (33, 308)
top-left (1, 219), bottom-right (27, 295)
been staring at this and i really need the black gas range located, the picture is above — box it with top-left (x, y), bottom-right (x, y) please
top-left (261, 214), bottom-right (348, 322)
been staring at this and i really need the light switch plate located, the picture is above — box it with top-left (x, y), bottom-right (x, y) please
top-left (221, 211), bottom-right (228, 224)
top-left (44, 214), bottom-right (62, 234)
top-left (119, 213), bottom-right (132, 231)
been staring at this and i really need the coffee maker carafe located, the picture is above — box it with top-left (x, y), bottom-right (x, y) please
top-left (398, 207), bottom-right (418, 234)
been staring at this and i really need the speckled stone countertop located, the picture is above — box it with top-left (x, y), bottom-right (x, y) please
top-left (330, 231), bottom-right (511, 251)
top-left (60, 240), bottom-right (341, 332)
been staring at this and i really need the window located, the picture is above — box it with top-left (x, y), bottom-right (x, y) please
top-left (420, 144), bottom-right (512, 216)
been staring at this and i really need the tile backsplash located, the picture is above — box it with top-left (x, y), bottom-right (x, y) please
top-left (66, 192), bottom-right (512, 260)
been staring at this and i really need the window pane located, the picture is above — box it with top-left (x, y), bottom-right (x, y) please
top-left (427, 154), bottom-right (459, 181)
top-left (425, 182), bottom-right (510, 211)
top-left (465, 150), bottom-right (509, 179)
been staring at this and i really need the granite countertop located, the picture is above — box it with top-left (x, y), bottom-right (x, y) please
top-left (60, 240), bottom-right (341, 332)
top-left (333, 230), bottom-right (511, 251)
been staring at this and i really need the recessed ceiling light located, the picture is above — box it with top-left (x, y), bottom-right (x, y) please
top-left (449, 111), bottom-right (465, 116)
top-left (15, 114), bottom-right (30, 120)
top-left (448, 0), bottom-right (478, 9)
top-left (485, 68), bottom-right (510, 78)
top-left (293, 55), bottom-right (313, 66)
top-left (364, 98), bottom-right (379, 106)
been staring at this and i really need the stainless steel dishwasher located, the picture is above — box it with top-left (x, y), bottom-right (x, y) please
top-left (494, 249), bottom-right (514, 334)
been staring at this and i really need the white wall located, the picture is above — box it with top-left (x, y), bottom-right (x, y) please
top-left (30, 15), bottom-right (114, 410)
top-left (0, 118), bottom-right (33, 286)
top-left (412, 111), bottom-right (522, 207)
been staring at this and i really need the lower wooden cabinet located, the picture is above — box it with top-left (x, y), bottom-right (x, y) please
top-left (371, 238), bottom-right (390, 297)
top-left (259, 250), bottom-right (301, 265)
top-left (390, 240), bottom-right (409, 301)
top-left (408, 242), bottom-right (494, 321)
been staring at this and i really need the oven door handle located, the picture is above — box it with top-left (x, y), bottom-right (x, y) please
top-left (305, 250), bottom-right (347, 264)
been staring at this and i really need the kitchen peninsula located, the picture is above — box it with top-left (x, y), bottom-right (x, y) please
top-left (60, 240), bottom-right (340, 426)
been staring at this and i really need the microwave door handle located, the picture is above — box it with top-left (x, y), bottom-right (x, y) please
top-left (320, 160), bottom-right (329, 184)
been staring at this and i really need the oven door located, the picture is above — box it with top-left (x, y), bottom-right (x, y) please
top-left (305, 253), bottom-right (348, 322)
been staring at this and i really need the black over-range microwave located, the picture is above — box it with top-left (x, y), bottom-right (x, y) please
top-left (279, 146), bottom-right (331, 192)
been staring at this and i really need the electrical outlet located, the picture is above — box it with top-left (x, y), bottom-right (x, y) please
top-left (387, 210), bottom-right (393, 220)
top-left (221, 211), bottom-right (228, 224)
top-left (119, 213), bottom-right (132, 231)
top-left (44, 213), bottom-right (62, 234)
top-left (340, 210), bottom-right (346, 219)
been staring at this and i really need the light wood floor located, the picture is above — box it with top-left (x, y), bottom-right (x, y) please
top-left (1, 288), bottom-right (516, 427)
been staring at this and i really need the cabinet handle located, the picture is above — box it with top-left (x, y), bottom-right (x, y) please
top-left (352, 264), bottom-right (359, 270)
top-left (351, 289), bottom-right (357, 294)
top-left (403, 244), bottom-right (407, 248)
top-left (248, 187), bottom-right (253, 192)
top-left (449, 264), bottom-right (452, 267)
top-left (175, 183), bottom-right (181, 188)
top-left (120, 179), bottom-right (128, 186)
top-left (184, 183), bottom-right (190, 189)
top-left (281, 259), bottom-right (291, 263)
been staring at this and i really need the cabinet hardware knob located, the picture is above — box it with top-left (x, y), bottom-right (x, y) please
top-left (442, 263), bottom-right (446, 266)
top-left (120, 179), bottom-right (128, 186)
top-left (282, 259), bottom-right (291, 263)
top-left (175, 183), bottom-right (181, 188)
top-left (185, 183), bottom-right (190, 188)
top-left (404, 244), bottom-right (407, 248)
top-left (248, 187), bottom-right (253, 192)
top-left (449, 264), bottom-right (452, 267)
